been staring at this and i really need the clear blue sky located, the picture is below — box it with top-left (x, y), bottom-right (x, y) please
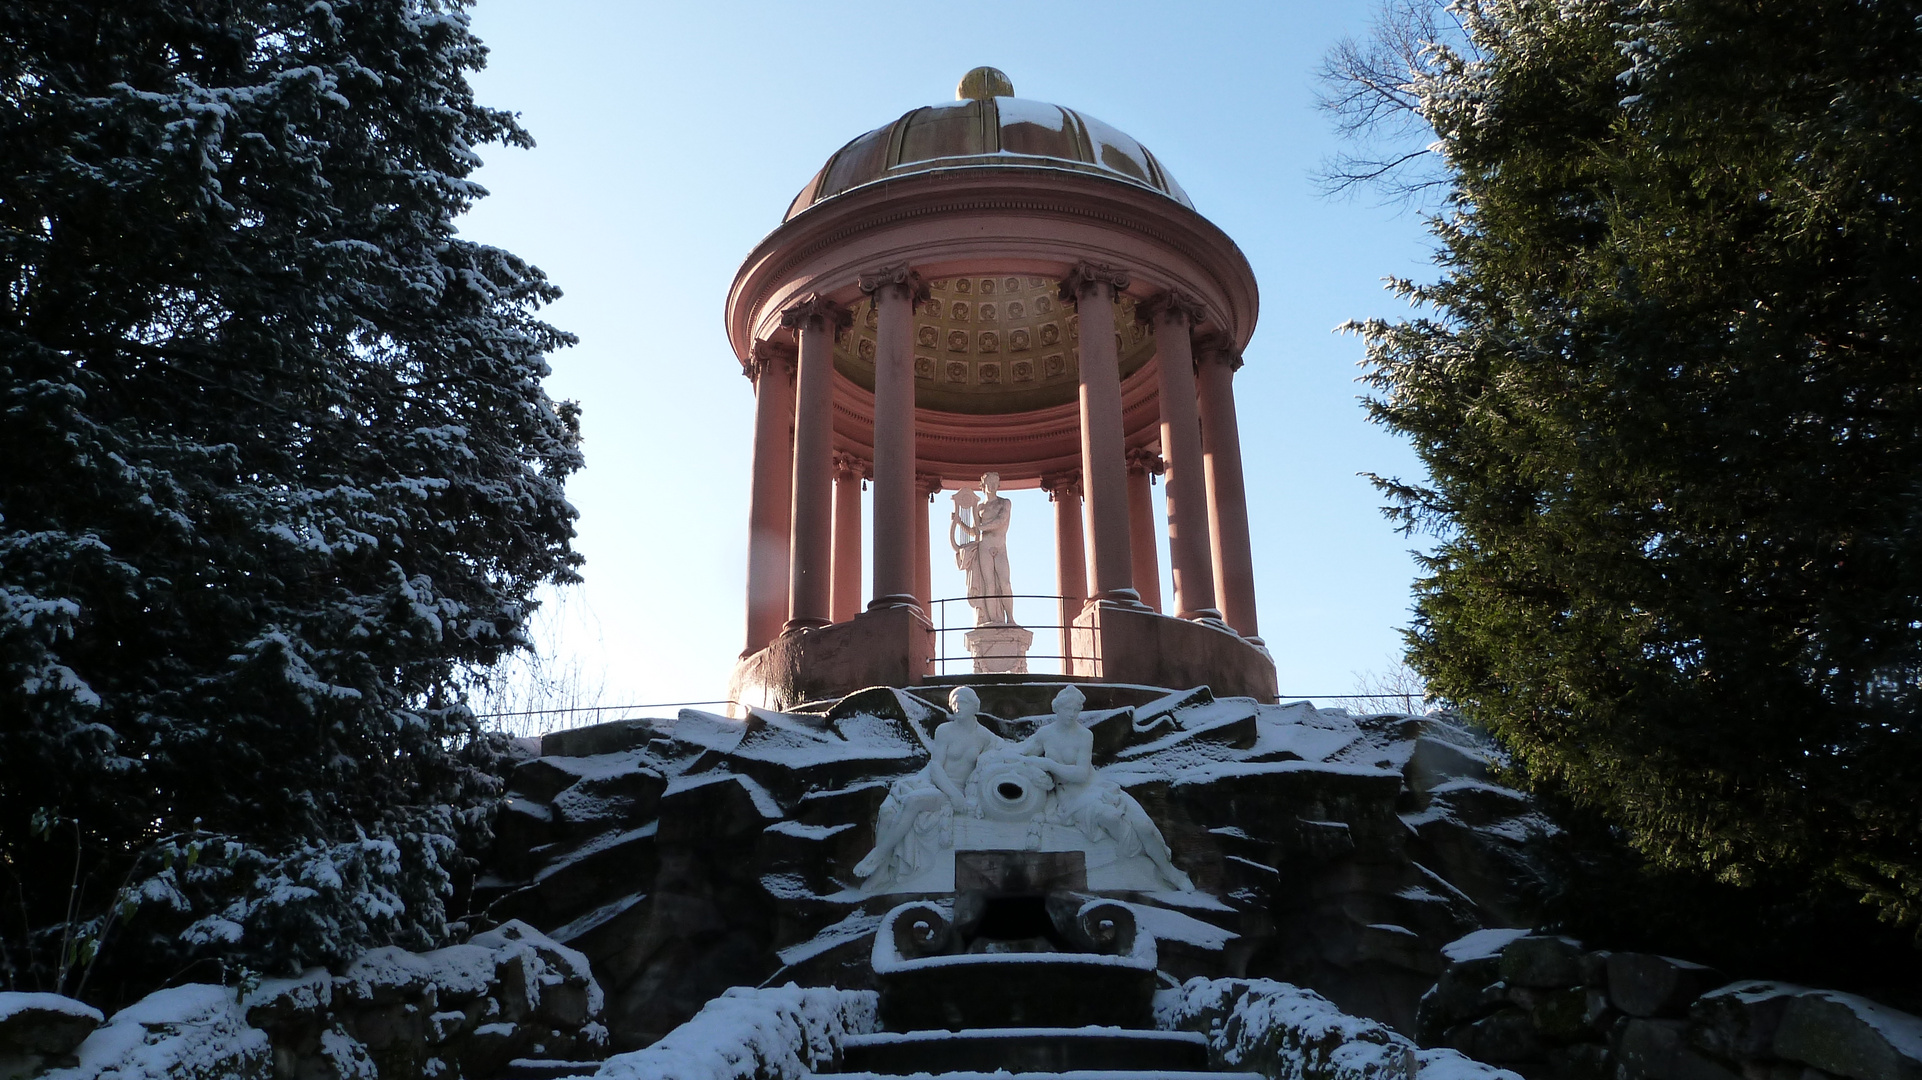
top-left (455, 0), bottom-right (1439, 711)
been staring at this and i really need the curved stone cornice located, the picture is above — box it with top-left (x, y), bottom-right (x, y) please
top-left (727, 167), bottom-right (1258, 370)
top-left (824, 357), bottom-right (1162, 487)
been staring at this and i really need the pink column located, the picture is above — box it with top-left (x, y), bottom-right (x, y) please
top-left (830, 452), bottom-right (868, 623)
top-left (1125, 448), bottom-right (1164, 613)
top-left (914, 474), bottom-right (941, 620)
top-left (1043, 471), bottom-right (1088, 667)
top-left (742, 340), bottom-right (796, 655)
top-left (1065, 262), bottom-right (1140, 606)
top-left (780, 295), bottom-right (849, 631)
top-left (1197, 342), bottom-right (1260, 641)
top-left (861, 265), bottom-right (926, 611)
top-left (1145, 293), bottom-right (1221, 621)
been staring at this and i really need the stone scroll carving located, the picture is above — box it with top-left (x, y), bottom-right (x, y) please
top-left (853, 686), bottom-right (1195, 894)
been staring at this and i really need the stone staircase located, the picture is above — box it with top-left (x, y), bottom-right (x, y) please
top-left (831, 1025), bottom-right (1251, 1080)
top-left (815, 897), bottom-right (1262, 1080)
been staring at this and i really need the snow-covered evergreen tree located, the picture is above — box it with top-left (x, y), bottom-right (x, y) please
top-left (0, 0), bottom-right (581, 998)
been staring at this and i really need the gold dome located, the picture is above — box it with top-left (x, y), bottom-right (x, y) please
top-left (956, 66), bottom-right (1014, 101)
top-left (785, 71), bottom-right (1193, 221)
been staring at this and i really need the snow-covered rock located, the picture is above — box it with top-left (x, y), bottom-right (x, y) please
top-left (592, 984), bottom-right (876, 1080)
top-left (481, 691), bottom-right (1548, 1044)
top-left (6, 919), bottom-right (610, 1080)
top-left (1417, 931), bottom-right (1922, 1080)
top-left (0, 994), bottom-right (104, 1079)
top-left (1157, 976), bottom-right (1422, 1080)
top-left (1694, 981), bottom-right (1922, 1080)
top-left (41, 984), bottom-right (269, 1080)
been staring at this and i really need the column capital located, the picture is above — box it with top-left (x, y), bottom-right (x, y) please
top-left (832, 451), bottom-right (872, 483)
top-left (1137, 289), bottom-right (1209, 329)
top-left (779, 293), bottom-right (852, 332)
top-left (743, 338), bottom-right (797, 382)
top-left (1040, 470), bottom-right (1083, 501)
top-left (1194, 330), bottom-right (1245, 371)
top-left (1059, 261), bottom-right (1131, 302)
top-left (1125, 446), bottom-right (1166, 478)
top-left (916, 473), bottom-right (945, 500)
top-left (858, 263), bottom-right (931, 304)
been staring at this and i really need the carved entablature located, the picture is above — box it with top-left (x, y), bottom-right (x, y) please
top-left (1137, 289), bottom-right (1210, 330)
top-left (1059, 261), bottom-right (1132, 303)
top-left (779, 294), bottom-right (853, 332)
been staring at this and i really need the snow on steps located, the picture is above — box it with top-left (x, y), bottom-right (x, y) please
top-left (839, 1025), bottom-right (1209, 1074)
top-left (577, 979), bottom-right (1519, 1080)
top-left (826, 1072), bottom-right (1264, 1079)
top-left (1156, 977), bottom-right (1523, 1080)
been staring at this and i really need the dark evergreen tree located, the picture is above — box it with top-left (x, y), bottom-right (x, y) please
top-left (1343, 0), bottom-right (1922, 931)
top-left (0, 0), bottom-right (581, 999)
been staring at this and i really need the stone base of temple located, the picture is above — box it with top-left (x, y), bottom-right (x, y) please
top-left (736, 604), bottom-right (1275, 710)
top-left (1069, 601), bottom-right (1278, 701)
top-left (729, 604), bottom-right (934, 712)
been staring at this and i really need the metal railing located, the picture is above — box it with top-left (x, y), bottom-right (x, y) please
top-left (925, 593), bottom-right (1100, 678)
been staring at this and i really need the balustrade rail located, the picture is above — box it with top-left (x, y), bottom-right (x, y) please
top-left (924, 593), bottom-right (1100, 678)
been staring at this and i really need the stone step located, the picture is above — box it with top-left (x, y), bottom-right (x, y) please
top-left (498, 1059), bottom-right (605, 1080)
top-left (840, 1027), bottom-right (1210, 1075)
top-left (878, 954), bottom-right (1158, 1031)
top-left (831, 1072), bottom-right (1260, 1080)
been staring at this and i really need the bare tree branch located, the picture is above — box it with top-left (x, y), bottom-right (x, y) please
top-left (1314, 0), bottom-right (1476, 205)
top-left (1334, 653), bottom-right (1431, 715)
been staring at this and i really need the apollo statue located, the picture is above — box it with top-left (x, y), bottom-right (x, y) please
top-left (950, 472), bottom-right (1014, 626)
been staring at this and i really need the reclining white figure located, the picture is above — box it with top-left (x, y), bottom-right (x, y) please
top-left (1016, 685), bottom-right (1195, 892)
top-left (854, 686), bottom-right (1004, 887)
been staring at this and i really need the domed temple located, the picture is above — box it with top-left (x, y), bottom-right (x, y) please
top-left (729, 67), bottom-right (1276, 709)
top-left (33, 67), bottom-right (1922, 1080)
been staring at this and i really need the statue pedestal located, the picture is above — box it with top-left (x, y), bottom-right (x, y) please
top-left (867, 817), bottom-right (1173, 894)
top-left (964, 625), bottom-right (1033, 674)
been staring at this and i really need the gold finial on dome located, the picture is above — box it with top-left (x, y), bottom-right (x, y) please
top-left (956, 66), bottom-right (1014, 101)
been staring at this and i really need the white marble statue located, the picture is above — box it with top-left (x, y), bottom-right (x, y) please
top-left (1017, 685), bottom-right (1195, 892)
top-left (950, 472), bottom-right (1013, 627)
top-left (855, 684), bottom-right (1196, 894)
top-left (853, 686), bottom-right (1005, 887)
